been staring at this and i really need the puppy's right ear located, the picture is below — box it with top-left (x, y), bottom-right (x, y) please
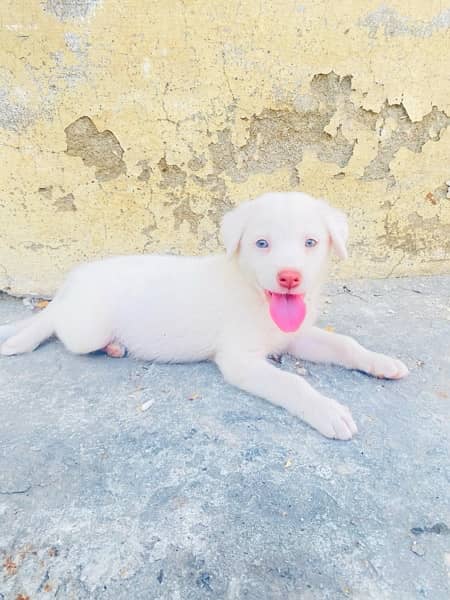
top-left (220, 201), bottom-right (251, 257)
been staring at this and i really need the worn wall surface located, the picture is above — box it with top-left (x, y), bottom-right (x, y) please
top-left (1, 1), bottom-right (450, 296)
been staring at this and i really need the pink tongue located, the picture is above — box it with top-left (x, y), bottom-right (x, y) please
top-left (269, 293), bottom-right (306, 332)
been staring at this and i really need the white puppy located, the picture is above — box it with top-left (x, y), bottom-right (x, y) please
top-left (0, 192), bottom-right (408, 439)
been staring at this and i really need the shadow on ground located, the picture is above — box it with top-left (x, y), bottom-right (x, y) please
top-left (1, 277), bottom-right (449, 599)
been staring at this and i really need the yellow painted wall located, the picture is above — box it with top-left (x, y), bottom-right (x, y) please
top-left (1, 0), bottom-right (449, 296)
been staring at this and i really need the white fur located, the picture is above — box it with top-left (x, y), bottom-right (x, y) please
top-left (0, 192), bottom-right (408, 439)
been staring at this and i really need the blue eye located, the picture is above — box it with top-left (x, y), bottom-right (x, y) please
top-left (256, 239), bottom-right (269, 249)
top-left (305, 238), bottom-right (317, 248)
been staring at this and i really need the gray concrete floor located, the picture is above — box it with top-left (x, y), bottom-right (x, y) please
top-left (0, 276), bottom-right (449, 600)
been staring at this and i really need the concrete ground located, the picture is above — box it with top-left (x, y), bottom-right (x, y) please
top-left (0, 276), bottom-right (449, 600)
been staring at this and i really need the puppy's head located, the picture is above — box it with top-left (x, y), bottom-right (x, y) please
top-left (221, 192), bottom-right (348, 331)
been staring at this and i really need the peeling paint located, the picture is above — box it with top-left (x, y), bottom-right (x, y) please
top-left (137, 160), bottom-right (151, 183)
top-left (208, 73), bottom-right (377, 185)
top-left (64, 32), bottom-right (85, 53)
top-left (173, 198), bottom-right (202, 234)
top-left (65, 116), bottom-right (126, 181)
top-left (0, 87), bottom-right (34, 131)
top-left (383, 211), bottom-right (450, 256)
top-left (44, 0), bottom-right (102, 21)
top-left (53, 193), bottom-right (76, 212)
top-left (363, 104), bottom-right (450, 185)
top-left (158, 158), bottom-right (186, 189)
top-left (360, 6), bottom-right (450, 39)
top-left (38, 186), bottom-right (53, 200)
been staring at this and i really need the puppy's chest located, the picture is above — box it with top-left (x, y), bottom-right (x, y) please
top-left (222, 305), bottom-right (293, 355)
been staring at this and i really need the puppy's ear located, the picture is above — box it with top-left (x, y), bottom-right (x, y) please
top-left (319, 200), bottom-right (349, 260)
top-left (220, 201), bottom-right (251, 257)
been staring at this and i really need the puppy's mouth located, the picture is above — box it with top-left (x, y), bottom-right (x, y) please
top-left (264, 291), bottom-right (306, 332)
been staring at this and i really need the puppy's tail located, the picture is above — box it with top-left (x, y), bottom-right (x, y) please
top-left (0, 305), bottom-right (55, 356)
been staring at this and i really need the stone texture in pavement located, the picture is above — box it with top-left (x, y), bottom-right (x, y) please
top-left (0, 276), bottom-right (449, 599)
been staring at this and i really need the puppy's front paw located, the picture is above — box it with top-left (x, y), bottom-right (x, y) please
top-left (305, 395), bottom-right (358, 441)
top-left (363, 352), bottom-right (409, 380)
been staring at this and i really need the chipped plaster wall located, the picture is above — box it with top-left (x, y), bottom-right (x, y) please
top-left (1, 0), bottom-right (450, 296)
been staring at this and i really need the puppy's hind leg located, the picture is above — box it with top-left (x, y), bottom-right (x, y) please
top-left (54, 301), bottom-right (114, 356)
top-left (1, 309), bottom-right (55, 355)
top-left (0, 316), bottom-right (36, 343)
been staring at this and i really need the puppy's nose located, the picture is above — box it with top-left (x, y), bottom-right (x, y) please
top-left (277, 269), bottom-right (301, 290)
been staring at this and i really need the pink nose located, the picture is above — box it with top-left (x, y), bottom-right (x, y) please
top-left (277, 269), bottom-right (301, 290)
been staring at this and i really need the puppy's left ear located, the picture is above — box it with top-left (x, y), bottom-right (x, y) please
top-left (320, 201), bottom-right (349, 260)
top-left (220, 200), bottom-right (252, 257)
